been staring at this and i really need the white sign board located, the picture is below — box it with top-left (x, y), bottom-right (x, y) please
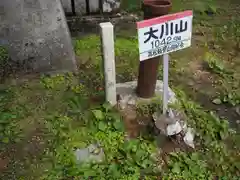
top-left (137, 10), bottom-right (193, 61)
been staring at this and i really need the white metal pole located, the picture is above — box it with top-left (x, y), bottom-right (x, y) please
top-left (99, 22), bottom-right (117, 106)
top-left (163, 53), bottom-right (169, 115)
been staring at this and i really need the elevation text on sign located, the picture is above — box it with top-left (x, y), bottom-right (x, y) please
top-left (137, 10), bottom-right (193, 61)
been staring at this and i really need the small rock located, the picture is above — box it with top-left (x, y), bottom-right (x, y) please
top-left (212, 98), bottom-right (222, 105)
top-left (166, 121), bottom-right (182, 136)
top-left (75, 143), bottom-right (105, 163)
top-left (183, 128), bottom-right (195, 148)
top-left (153, 113), bottom-right (176, 135)
top-left (118, 94), bottom-right (134, 109)
top-left (127, 97), bottom-right (136, 105)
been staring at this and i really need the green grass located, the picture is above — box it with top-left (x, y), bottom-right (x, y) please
top-left (0, 0), bottom-right (240, 179)
top-left (0, 73), bottom-right (239, 179)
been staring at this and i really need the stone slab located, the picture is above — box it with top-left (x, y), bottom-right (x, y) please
top-left (0, 0), bottom-right (77, 73)
top-left (75, 143), bottom-right (105, 163)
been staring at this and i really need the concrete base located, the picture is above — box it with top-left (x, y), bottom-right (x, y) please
top-left (116, 80), bottom-right (177, 110)
top-left (116, 80), bottom-right (195, 148)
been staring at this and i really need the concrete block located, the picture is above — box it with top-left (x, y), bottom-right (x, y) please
top-left (0, 0), bottom-right (77, 73)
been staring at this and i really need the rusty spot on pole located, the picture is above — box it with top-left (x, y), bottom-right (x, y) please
top-left (136, 0), bottom-right (172, 98)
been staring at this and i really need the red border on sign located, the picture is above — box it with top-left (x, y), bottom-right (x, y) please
top-left (137, 10), bottom-right (193, 29)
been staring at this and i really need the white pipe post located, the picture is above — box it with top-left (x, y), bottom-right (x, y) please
top-left (99, 22), bottom-right (117, 106)
top-left (163, 54), bottom-right (169, 115)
